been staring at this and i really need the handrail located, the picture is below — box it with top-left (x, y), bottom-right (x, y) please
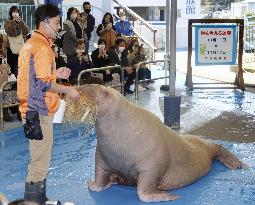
top-left (134, 59), bottom-right (170, 100)
top-left (134, 31), bottom-right (157, 51)
top-left (0, 80), bottom-right (19, 131)
top-left (113, 0), bottom-right (157, 33)
top-left (77, 65), bottom-right (125, 94)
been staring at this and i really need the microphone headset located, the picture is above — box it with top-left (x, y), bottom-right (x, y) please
top-left (43, 19), bottom-right (66, 39)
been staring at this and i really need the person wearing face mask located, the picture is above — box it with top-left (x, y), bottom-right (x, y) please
top-left (96, 12), bottom-right (116, 51)
top-left (77, 1), bottom-right (95, 53)
top-left (63, 7), bottom-right (83, 59)
top-left (107, 38), bottom-right (136, 94)
top-left (91, 38), bottom-right (114, 83)
top-left (114, 9), bottom-right (134, 37)
top-left (4, 6), bottom-right (30, 77)
top-left (67, 39), bottom-right (103, 85)
top-left (17, 4), bottom-right (80, 204)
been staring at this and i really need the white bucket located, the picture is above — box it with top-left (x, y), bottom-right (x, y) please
top-left (53, 99), bottom-right (66, 123)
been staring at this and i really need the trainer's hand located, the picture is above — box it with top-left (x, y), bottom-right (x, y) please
top-left (67, 87), bottom-right (80, 101)
top-left (56, 67), bottom-right (71, 79)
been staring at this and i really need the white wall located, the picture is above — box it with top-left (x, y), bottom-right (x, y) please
top-left (114, 0), bottom-right (165, 7)
top-left (176, 0), bottom-right (201, 48)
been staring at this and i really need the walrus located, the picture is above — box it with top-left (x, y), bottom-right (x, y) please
top-left (64, 84), bottom-right (247, 203)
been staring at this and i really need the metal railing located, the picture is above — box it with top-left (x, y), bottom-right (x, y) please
top-left (113, 0), bottom-right (157, 58)
top-left (0, 80), bottom-right (19, 131)
top-left (243, 24), bottom-right (255, 64)
top-left (134, 59), bottom-right (170, 100)
top-left (77, 65), bottom-right (125, 94)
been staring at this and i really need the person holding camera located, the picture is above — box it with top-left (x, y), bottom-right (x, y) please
top-left (4, 6), bottom-right (30, 77)
top-left (91, 38), bottom-right (113, 83)
top-left (96, 12), bottom-right (116, 51)
top-left (67, 39), bottom-right (103, 85)
top-left (17, 4), bottom-right (80, 205)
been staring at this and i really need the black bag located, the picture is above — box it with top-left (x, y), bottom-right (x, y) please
top-left (23, 111), bottom-right (43, 140)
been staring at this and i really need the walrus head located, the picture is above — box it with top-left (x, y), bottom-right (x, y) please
top-left (64, 84), bottom-right (114, 124)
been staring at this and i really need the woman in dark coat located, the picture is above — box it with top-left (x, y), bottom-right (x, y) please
top-left (91, 38), bottom-right (113, 83)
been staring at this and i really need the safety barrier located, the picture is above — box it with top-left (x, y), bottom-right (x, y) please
top-left (0, 80), bottom-right (18, 131)
top-left (134, 59), bottom-right (170, 100)
top-left (77, 65), bottom-right (125, 94)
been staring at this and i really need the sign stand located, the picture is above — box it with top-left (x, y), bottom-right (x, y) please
top-left (185, 19), bottom-right (245, 91)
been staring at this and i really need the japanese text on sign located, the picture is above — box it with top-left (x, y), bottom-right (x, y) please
top-left (195, 25), bottom-right (237, 65)
top-left (186, 0), bottom-right (196, 14)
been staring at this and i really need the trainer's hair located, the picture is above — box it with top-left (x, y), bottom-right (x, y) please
top-left (34, 4), bottom-right (60, 29)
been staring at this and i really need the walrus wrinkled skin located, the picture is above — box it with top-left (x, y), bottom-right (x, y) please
top-left (70, 84), bottom-right (247, 202)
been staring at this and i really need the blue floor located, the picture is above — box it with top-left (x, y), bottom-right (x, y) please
top-left (1, 124), bottom-right (255, 205)
top-left (1, 71), bottom-right (255, 204)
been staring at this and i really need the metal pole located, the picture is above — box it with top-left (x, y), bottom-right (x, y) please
top-left (169, 0), bottom-right (177, 96)
top-left (165, 0), bottom-right (170, 85)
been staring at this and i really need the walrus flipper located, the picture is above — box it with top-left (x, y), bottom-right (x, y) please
top-left (137, 173), bottom-right (180, 202)
top-left (88, 148), bottom-right (113, 192)
top-left (215, 145), bottom-right (248, 170)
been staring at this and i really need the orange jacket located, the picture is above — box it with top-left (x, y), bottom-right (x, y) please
top-left (17, 30), bottom-right (60, 117)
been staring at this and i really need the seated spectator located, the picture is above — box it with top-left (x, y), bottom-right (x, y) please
top-left (114, 9), bottom-right (134, 37)
top-left (131, 46), bottom-right (155, 90)
top-left (107, 38), bottom-right (135, 94)
top-left (91, 38), bottom-right (122, 89)
top-left (67, 39), bottom-right (103, 85)
top-left (127, 40), bottom-right (139, 65)
top-left (96, 12), bottom-right (116, 51)
top-left (91, 39), bottom-right (112, 82)
top-left (63, 7), bottom-right (83, 59)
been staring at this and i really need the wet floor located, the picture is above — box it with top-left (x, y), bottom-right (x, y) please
top-left (1, 70), bottom-right (255, 204)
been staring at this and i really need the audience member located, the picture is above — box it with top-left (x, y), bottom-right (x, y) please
top-left (63, 7), bottom-right (83, 59)
top-left (77, 1), bottom-right (95, 53)
top-left (91, 38), bottom-right (113, 82)
top-left (67, 39), bottom-right (103, 85)
top-left (53, 45), bottom-right (67, 69)
top-left (131, 46), bottom-right (155, 90)
top-left (127, 40), bottom-right (139, 65)
top-left (4, 6), bottom-right (30, 77)
top-left (96, 12), bottom-right (116, 50)
top-left (107, 38), bottom-right (135, 94)
top-left (114, 9), bottom-right (134, 37)
top-left (91, 38), bottom-right (121, 88)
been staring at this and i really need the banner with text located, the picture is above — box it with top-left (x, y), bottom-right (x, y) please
top-left (195, 25), bottom-right (237, 65)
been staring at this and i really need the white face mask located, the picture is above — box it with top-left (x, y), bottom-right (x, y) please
top-left (118, 47), bottom-right (125, 53)
top-left (77, 49), bottom-right (85, 55)
top-left (98, 45), bottom-right (105, 50)
top-left (12, 12), bottom-right (19, 18)
top-left (70, 13), bottom-right (77, 20)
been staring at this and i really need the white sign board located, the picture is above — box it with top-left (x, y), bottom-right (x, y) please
top-left (195, 25), bottom-right (237, 65)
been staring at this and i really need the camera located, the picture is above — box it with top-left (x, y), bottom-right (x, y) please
top-left (23, 111), bottom-right (43, 140)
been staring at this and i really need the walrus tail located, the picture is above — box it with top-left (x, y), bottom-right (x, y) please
top-left (215, 145), bottom-right (248, 170)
